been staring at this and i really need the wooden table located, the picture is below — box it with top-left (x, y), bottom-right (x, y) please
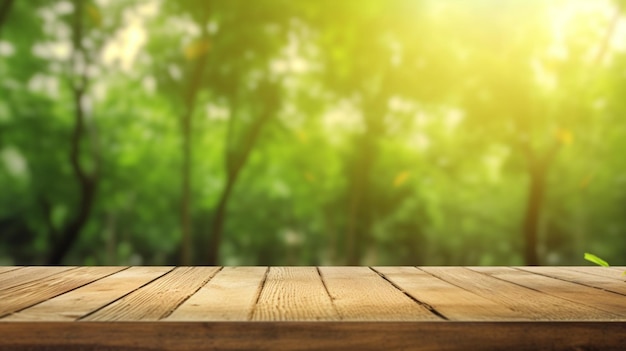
top-left (0, 266), bottom-right (625, 350)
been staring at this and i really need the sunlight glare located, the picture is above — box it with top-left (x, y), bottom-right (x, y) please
top-left (546, 0), bottom-right (624, 63)
top-left (101, 2), bottom-right (159, 72)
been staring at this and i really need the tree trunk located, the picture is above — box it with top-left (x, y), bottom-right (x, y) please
top-left (205, 117), bottom-right (269, 265)
top-left (206, 86), bottom-right (277, 265)
top-left (47, 1), bottom-right (100, 264)
top-left (179, 26), bottom-right (210, 265)
top-left (515, 4), bottom-right (620, 265)
top-left (105, 212), bottom-right (117, 265)
top-left (346, 132), bottom-right (374, 265)
top-left (206, 176), bottom-right (235, 265)
top-left (522, 163), bottom-right (546, 266)
top-left (179, 101), bottom-right (193, 265)
top-left (48, 84), bottom-right (99, 264)
top-left (48, 178), bottom-right (97, 264)
top-left (345, 100), bottom-right (384, 266)
top-left (518, 133), bottom-right (560, 267)
top-left (0, 0), bottom-right (13, 36)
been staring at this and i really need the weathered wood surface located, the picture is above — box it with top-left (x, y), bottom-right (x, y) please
top-left (0, 266), bottom-right (625, 350)
top-left (2, 321), bottom-right (626, 351)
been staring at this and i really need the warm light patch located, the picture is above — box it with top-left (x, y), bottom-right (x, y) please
top-left (555, 128), bottom-right (574, 145)
top-left (393, 171), bottom-right (410, 187)
top-left (184, 39), bottom-right (210, 60)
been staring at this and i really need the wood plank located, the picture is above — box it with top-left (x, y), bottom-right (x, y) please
top-left (560, 266), bottom-right (626, 281)
top-left (420, 267), bottom-right (617, 320)
top-left (470, 267), bottom-right (626, 318)
top-left (518, 266), bottom-right (626, 296)
top-left (0, 266), bottom-right (75, 291)
top-left (1, 322), bottom-right (625, 351)
top-left (0, 267), bottom-right (22, 275)
top-left (251, 267), bottom-right (338, 321)
top-left (3, 266), bottom-right (172, 321)
top-left (374, 266), bottom-right (524, 321)
top-left (82, 266), bottom-right (220, 321)
top-left (0, 266), bottom-right (124, 318)
top-left (319, 267), bottom-right (440, 321)
top-left (167, 266), bottom-right (266, 321)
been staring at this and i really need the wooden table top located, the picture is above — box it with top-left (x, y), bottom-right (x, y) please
top-left (1, 266), bottom-right (625, 350)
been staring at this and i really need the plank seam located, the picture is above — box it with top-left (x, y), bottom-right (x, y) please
top-left (0, 266), bottom-right (79, 293)
top-left (415, 267), bottom-right (485, 300)
top-left (0, 267), bottom-right (24, 276)
top-left (316, 266), bottom-right (342, 321)
top-left (159, 266), bottom-right (224, 320)
top-left (247, 266), bottom-right (269, 321)
top-left (469, 267), bottom-right (626, 318)
top-left (559, 267), bottom-right (626, 282)
top-left (77, 266), bottom-right (177, 321)
top-left (0, 266), bottom-right (130, 320)
top-left (467, 267), bottom-right (545, 294)
top-left (513, 267), bottom-right (626, 297)
top-left (414, 266), bottom-right (524, 315)
top-left (370, 267), bottom-right (448, 321)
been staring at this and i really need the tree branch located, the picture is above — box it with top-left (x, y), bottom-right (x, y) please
top-left (592, 2), bottom-right (622, 67)
top-left (206, 81), bottom-right (280, 265)
top-left (228, 81), bottom-right (279, 178)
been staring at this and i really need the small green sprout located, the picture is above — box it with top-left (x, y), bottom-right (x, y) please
top-left (584, 253), bottom-right (610, 267)
top-left (584, 253), bottom-right (626, 276)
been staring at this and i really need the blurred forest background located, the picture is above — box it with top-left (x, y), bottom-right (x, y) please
top-left (1, 0), bottom-right (626, 266)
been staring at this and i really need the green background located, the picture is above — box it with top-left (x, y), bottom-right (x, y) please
top-left (1, 0), bottom-right (625, 266)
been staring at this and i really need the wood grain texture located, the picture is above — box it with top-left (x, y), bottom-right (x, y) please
top-left (319, 267), bottom-right (440, 321)
top-left (420, 267), bottom-right (617, 320)
top-left (518, 266), bottom-right (626, 295)
top-left (0, 267), bottom-right (22, 275)
top-left (374, 266), bottom-right (523, 321)
top-left (252, 267), bottom-right (338, 321)
top-left (1, 321), bottom-right (625, 351)
top-left (166, 266), bottom-right (267, 321)
top-left (0, 266), bottom-right (625, 350)
top-left (0, 266), bottom-right (75, 292)
top-left (0, 266), bottom-right (124, 318)
top-left (83, 266), bottom-right (220, 321)
top-left (559, 266), bottom-right (626, 281)
top-left (470, 266), bottom-right (626, 318)
top-left (3, 266), bottom-right (172, 321)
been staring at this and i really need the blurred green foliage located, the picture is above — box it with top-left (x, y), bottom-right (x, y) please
top-left (0, 0), bottom-right (625, 266)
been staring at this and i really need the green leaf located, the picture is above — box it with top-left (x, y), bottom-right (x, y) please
top-left (584, 253), bottom-right (610, 267)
